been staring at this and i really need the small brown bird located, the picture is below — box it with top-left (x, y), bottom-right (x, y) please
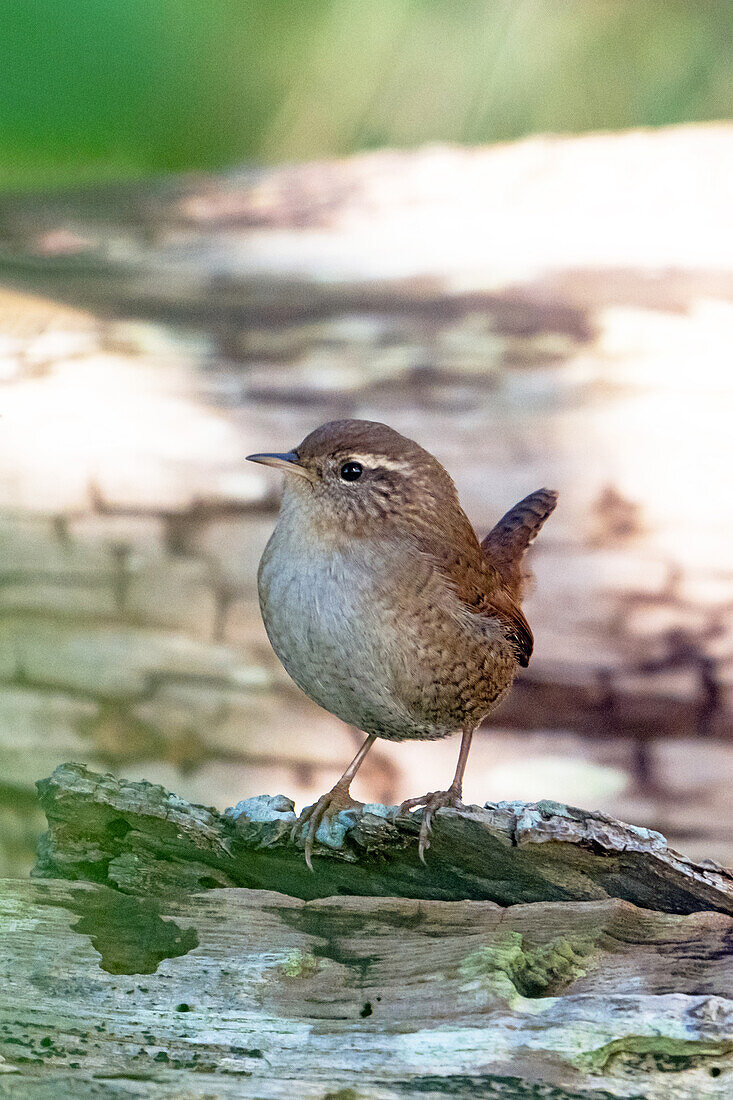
top-left (247, 420), bottom-right (556, 868)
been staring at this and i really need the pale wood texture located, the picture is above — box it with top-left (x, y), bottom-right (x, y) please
top-left (1, 763), bottom-right (732, 1096)
top-left (3, 877), bottom-right (733, 1099)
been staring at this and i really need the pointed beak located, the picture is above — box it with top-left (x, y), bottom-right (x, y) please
top-left (245, 450), bottom-right (315, 482)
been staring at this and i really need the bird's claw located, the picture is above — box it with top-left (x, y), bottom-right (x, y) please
top-left (399, 787), bottom-right (464, 863)
top-left (292, 783), bottom-right (363, 871)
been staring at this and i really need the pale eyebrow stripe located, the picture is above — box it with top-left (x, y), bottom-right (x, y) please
top-left (342, 454), bottom-right (416, 473)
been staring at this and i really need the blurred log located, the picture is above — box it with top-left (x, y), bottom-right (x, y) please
top-left (2, 762), bottom-right (733, 1096)
top-left (0, 130), bottom-right (732, 881)
top-left (0, 135), bottom-right (730, 762)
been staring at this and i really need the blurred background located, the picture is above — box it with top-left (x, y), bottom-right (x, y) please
top-left (0, 1), bottom-right (731, 876)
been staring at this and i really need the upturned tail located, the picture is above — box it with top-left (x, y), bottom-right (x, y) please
top-left (481, 488), bottom-right (558, 601)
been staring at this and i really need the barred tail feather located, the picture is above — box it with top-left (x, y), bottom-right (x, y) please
top-left (481, 488), bottom-right (558, 600)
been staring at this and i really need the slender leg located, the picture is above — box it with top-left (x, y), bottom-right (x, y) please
top-left (295, 733), bottom-right (376, 871)
top-left (450, 727), bottom-right (473, 797)
top-left (400, 727), bottom-right (474, 862)
top-left (340, 733), bottom-right (377, 786)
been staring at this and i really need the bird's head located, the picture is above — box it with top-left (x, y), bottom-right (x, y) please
top-left (247, 418), bottom-right (464, 541)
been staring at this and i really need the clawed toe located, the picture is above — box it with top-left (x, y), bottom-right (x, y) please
top-left (399, 788), bottom-right (464, 863)
top-left (292, 784), bottom-right (363, 871)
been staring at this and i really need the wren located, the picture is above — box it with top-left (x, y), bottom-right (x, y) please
top-left (247, 419), bottom-right (557, 868)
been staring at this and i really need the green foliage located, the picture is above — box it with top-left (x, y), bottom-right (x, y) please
top-left (1, 1), bottom-right (732, 189)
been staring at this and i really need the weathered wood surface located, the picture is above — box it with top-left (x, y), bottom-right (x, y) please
top-left (2, 877), bottom-right (733, 1099)
top-left (34, 764), bottom-right (733, 914)
top-left (1, 763), bottom-right (733, 1097)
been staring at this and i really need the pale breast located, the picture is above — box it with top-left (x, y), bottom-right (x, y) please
top-left (257, 512), bottom-right (517, 741)
top-left (258, 522), bottom-right (416, 737)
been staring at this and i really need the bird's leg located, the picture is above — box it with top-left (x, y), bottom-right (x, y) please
top-left (294, 733), bottom-right (376, 871)
top-left (400, 727), bottom-right (474, 863)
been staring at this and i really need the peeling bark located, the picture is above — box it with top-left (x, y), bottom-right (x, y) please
top-left (0, 762), bottom-right (729, 1095)
top-left (34, 763), bottom-right (733, 913)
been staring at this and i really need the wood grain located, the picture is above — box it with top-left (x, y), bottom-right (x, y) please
top-left (1, 761), bottom-right (730, 1095)
top-left (2, 877), bottom-right (732, 1097)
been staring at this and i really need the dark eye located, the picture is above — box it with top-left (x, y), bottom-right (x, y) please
top-left (339, 461), bottom-right (363, 482)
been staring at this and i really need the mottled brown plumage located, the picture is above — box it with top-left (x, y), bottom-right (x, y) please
top-left (247, 419), bottom-right (557, 866)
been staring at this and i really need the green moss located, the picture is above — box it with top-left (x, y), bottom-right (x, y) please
top-left (39, 886), bottom-right (198, 975)
top-left (521, 935), bottom-right (595, 995)
top-left (577, 1035), bottom-right (733, 1074)
top-left (281, 949), bottom-right (319, 979)
top-left (459, 931), bottom-right (595, 1006)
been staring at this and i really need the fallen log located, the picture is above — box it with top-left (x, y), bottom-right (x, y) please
top-left (0, 763), bottom-right (731, 1096)
top-left (33, 762), bottom-right (733, 912)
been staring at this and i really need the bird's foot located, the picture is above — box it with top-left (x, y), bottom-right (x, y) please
top-left (399, 786), bottom-right (465, 863)
top-left (292, 782), bottom-right (364, 871)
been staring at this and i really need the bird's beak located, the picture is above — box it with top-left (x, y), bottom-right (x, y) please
top-left (245, 450), bottom-right (315, 482)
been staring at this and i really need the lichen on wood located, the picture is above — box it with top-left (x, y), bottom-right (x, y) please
top-left (0, 761), bottom-right (731, 1097)
top-left (3, 876), bottom-right (733, 1097)
top-left (33, 762), bottom-right (733, 913)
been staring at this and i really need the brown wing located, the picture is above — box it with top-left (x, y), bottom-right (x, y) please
top-left (414, 512), bottom-right (535, 668)
top-left (481, 488), bottom-right (558, 600)
top-left (485, 583), bottom-right (534, 667)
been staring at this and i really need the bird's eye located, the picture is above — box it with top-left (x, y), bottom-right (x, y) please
top-left (339, 461), bottom-right (363, 482)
